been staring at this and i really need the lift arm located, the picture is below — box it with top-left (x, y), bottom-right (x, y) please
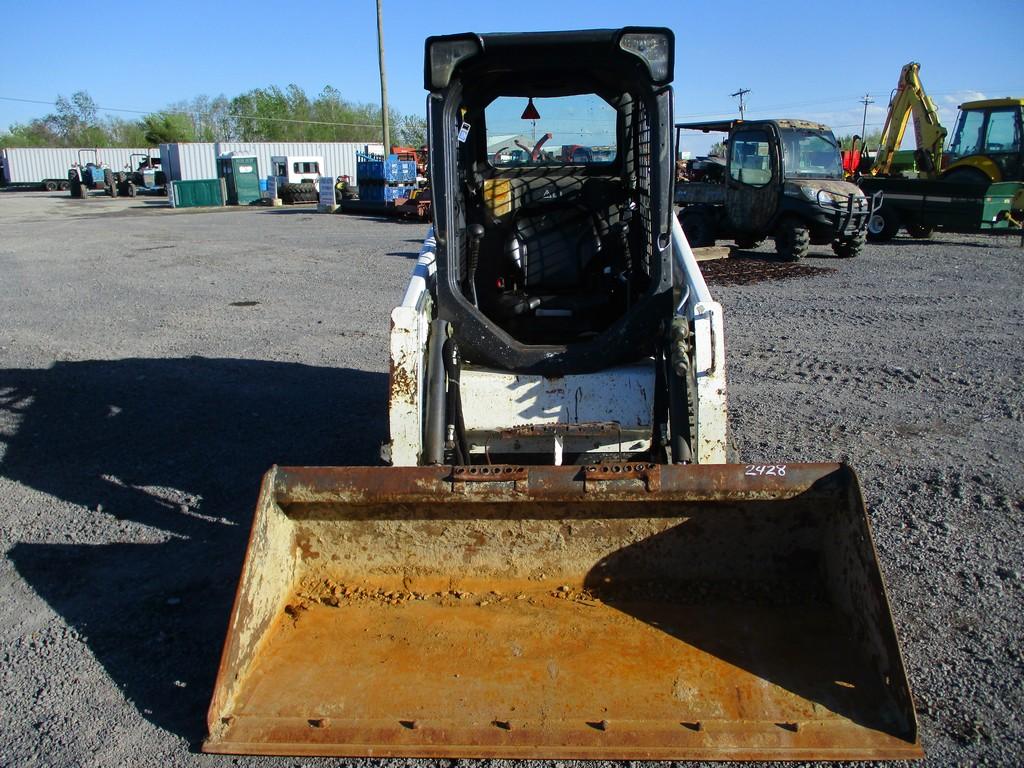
top-left (871, 62), bottom-right (947, 178)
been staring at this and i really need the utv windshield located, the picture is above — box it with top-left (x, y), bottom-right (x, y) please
top-left (781, 128), bottom-right (843, 179)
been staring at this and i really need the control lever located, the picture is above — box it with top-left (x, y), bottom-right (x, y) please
top-left (467, 223), bottom-right (485, 307)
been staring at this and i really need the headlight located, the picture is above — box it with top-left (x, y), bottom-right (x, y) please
top-left (425, 35), bottom-right (481, 90)
top-left (618, 29), bottom-right (674, 84)
top-left (784, 183), bottom-right (835, 205)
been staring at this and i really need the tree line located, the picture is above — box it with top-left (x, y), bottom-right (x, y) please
top-left (1, 86), bottom-right (426, 148)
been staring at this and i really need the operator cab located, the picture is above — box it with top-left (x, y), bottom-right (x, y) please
top-left (425, 29), bottom-right (676, 375)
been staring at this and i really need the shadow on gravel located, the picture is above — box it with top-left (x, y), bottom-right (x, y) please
top-left (1, 357), bottom-right (386, 748)
top-left (387, 250), bottom-right (420, 259)
top-left (873, 237), bottom-right (1020, 249)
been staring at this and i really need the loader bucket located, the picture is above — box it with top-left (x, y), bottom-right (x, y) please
top-left (204, 463), bottom-right (921, 760)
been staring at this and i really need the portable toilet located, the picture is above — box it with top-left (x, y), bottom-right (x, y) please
top-left (217, 153), bottom-right (261, 205)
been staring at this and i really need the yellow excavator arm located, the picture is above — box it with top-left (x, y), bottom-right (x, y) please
top-left (871, 62), bottom-right (947, 177)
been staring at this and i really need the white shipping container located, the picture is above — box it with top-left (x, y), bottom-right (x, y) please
top-left (159, 142), bottom-right (218, 182)
top-left (214, 142), bottom-right (365, 182)
top-left (1, 147), bottom-right (156, 185)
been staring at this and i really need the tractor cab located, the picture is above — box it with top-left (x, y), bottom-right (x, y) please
top-left (944, 98), bottom-right (1024, 184)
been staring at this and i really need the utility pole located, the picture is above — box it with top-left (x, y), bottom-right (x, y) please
top-left (376, 0), bottom-right (390, 152)
top-left (730, 88), bottom-right (751, 120)
top-left (859, 93), bottom-right (874, 138)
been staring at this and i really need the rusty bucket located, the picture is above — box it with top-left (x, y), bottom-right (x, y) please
top-left (204, 463), bottom-right (921, 760)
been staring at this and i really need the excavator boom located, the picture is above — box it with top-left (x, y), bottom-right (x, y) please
top-left (872, 62), bottom-right (947, 177)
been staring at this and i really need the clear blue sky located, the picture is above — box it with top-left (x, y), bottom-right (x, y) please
top-left (2, 0), bottom-right (1021, 155)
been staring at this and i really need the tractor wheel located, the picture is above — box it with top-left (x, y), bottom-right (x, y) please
top-left (831, 229), bottom-right (866, 258)
top-left (866, 205), bottom-right (900, 242)
top-left (734, 236), bottom-right (764, 250)
top-left (59, 180), bottom-right (70, 190)
top-left (942, 167), bottom-right (991, 186)
top-left (906, 223), bottom-right (933, 239)
top-left (679, 209), bottom-right (715, 248)
top-left (44, 180), bottom-right (58, 191)
top-left (126, 182), bottom-right (137, 198)
top-left (279, 183), bottom-right (302, 204)
top-left (774, 218), bottom-right (810, 260)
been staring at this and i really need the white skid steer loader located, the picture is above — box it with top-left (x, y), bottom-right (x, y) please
top-left (204, 28), bottom-right (921, 762)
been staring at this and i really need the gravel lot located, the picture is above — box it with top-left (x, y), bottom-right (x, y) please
top-left (1, 191), bottom-right (1021, 767)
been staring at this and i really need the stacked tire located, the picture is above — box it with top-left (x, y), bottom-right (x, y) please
top-left (279, 182), bottom-right (318, 204)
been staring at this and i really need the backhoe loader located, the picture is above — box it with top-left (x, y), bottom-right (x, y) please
top-left (204, 28), bottom-right (921, 761)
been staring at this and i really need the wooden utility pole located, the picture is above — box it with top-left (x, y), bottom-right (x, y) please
top-left (730, 88), bottom-right (751, 120)
top-left (376, 0), bottom-right (390, 151)
top-left (859, 93), bottom-right (874, 138)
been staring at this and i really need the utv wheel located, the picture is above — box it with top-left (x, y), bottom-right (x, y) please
top-left (866, 205), bottom-right (900, 242)
top-left (831, 229), bottom-right (866, 258)
top-left (907, 223), bottom-right (933, 239)
top-left (679, 210), bottom-right (715, 248)
top-left (774, 219), bottom-right (810, 261)
top-left (734, 236), bottom-right (763, 250)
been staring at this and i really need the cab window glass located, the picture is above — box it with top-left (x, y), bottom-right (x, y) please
top-left (485, 94), bottom-right (617, 167)
top-left (729, 130), bottom-right (772, 186)
top-left (950, 109), bottom-right (985, 157)
top-left (984, 108), bottom-right (1021, 153)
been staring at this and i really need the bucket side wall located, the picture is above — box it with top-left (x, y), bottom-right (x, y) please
top-left (207, 469), bottom-right (298, 732)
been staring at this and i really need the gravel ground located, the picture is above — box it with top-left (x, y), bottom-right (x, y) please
top-left (0, 191), bottom-right (1021, 767)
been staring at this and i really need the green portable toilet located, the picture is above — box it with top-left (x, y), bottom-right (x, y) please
top-left (217, 153), bottom-right (261, 205)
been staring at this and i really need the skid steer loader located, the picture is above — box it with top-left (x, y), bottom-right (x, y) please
top-left (204, 28), bottom-right (921, 760)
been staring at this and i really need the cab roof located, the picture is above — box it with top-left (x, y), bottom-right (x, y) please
top-left (675, 118), bottom-right (831, 133)
top-left (960, 97), bottom-right (1024, 110)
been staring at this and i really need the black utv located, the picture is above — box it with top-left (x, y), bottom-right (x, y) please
top-left (676, 119), bottom-right (878, 259)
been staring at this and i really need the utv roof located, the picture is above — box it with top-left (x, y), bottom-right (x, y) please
top-left (424, 27), bottom-right (674, 91)
top-left (676, 118), bottom-right (832, 133)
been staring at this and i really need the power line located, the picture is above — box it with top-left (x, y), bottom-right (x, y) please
top-left (0, 95), bottom-right (382, 128)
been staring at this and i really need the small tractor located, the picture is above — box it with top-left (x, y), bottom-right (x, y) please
top-left (67, 150), bottom-right (115, 199)
top-left (676, 119), bottom-right (877, 259)
top-left (111, 153), bottom-right (165, 197)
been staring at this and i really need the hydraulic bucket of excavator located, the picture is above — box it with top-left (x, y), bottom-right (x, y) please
top-left (204, 462), bottom-right (921, 760)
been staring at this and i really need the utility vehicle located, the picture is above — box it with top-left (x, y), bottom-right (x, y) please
top-left (676, 119), bottom-right (877, 258)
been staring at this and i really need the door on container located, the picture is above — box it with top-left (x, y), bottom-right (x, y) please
top-left (231, 158), bottom-right (261, 204)
top-left (218, 159), bottom-right (237, 204)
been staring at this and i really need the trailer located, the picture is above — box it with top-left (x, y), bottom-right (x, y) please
top-left (1, 147), bottom-right (152, 190)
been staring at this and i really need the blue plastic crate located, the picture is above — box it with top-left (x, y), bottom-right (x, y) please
top-left (357, 184), bottom-right (416, 202)
top-left (356, 154), bottom-right (417, 184)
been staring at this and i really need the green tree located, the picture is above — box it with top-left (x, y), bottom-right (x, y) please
top-left (141, 113), bottom-right (196, 144)
top-left (396, 114), bottom-right (427, 147)
top-left (837, 131), bottom-right (882, 150)
top-left (0, 119), bottom-right (61, 148)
